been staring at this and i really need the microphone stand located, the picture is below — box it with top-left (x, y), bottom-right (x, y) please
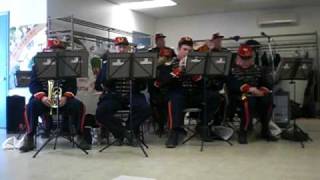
top-left (261, 32), bottom-right (276, 82)
top-left (261, 33), bottom-right (277, 124)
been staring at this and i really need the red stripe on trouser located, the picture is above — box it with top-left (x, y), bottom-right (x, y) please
top-left (23, 105), bottom-right (31, 133)
top-left (243, 100), bottom-right (250, 130)
top-left (166, 113), bottom-right (169, 129)
top-left (167, 101), bottom-right (173, 129)
top-left (80, 104), bottom-right (86, 133)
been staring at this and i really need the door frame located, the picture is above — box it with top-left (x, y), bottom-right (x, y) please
top-left (0, 11), bottom-right (10, 129)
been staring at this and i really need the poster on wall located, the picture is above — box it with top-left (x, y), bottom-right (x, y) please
top-left (9, 24), bottom-right (47, 90)
top-left (132, 31), bottom-right (151, 50)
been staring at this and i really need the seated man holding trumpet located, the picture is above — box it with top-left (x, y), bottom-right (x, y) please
top-left (20, 42), bottom-right (90, 152)
top-left (156, 37), bottom-right (221, 148)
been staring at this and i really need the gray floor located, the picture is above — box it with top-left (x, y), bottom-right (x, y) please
top-left (1, 119), bottom-right (319, 180)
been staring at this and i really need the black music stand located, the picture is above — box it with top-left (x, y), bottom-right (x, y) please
top-left (184, 52), bottom-right (232, 151)
top-left (99, 52), bottom-right (158, 157)
top-left (32, 50), bottom-right (89, 158)
top-left (15, 71), bottom-right (32, 87)
top-left (276, 58), bottom-right (313, 148)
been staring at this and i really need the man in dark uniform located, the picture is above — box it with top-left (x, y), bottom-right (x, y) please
top-left (196, 33), bottom-right (228, 53)
top-left (95, 37), bottom-right (151, 145)
top-left (20, 48), bottom-right (89, 152)
top-left (228, 44), bottom-right (278, 144)
top-left (157, 37), bottom-right (221, 148)
top-left (209, 33), bottom-right (228, 52)
top-left (148, 33), bottom-right (176, 136)
top-left (149, 33), bottom-right (176, 59)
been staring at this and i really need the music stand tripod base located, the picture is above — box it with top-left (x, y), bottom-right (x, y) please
top-left (277, 58), bottom-right (313, 148)
top-left (33, 130), bottom-right (89, 158)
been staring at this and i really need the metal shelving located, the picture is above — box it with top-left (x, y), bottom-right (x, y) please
top-left (47, 15), bottom-right (150, 49)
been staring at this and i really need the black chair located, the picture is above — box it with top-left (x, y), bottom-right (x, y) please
top-left (182, 108), bottom-right (202, 144)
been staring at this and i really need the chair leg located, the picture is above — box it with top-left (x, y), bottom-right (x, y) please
top-left (182, 132), bottom-right (198, 144)
top-left (140, 125), bottom-right (144, 141)
top-left (72, 136), bottom-right (75, 148)
top-left (53, 135), bottom-right (58, 150)
top-left (34, 134), bottom-right (37, 149)
top-left (182, 113), bottom-right (199, 144)
top-left (106, 130), bottom-right (110, 145)
top-left (139, 125), bottom-right (148, 149)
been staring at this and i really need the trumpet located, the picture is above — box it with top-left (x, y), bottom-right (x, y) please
top-left (48, 80), bottom-right (62, 115)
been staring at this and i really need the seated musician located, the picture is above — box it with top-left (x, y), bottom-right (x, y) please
top-left (149, 33), bottom-right (176, 59)
top-left (227, 44), bottom-right (278, 144)
top-left (20, 42), bottom-right (90, 152)
top-left (196, 33), bottom-right (228, 53)
top-left (157, 37), bottom-right (221, 148)
top-left (95, 37), bottom-right (151, 146)
top-left (210, 33), bottom-right (229, 52)
top-left (149, 33), bottom-right (176, 135)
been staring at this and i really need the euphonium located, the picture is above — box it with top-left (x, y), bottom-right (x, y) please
top-left (48, 80), bottom-right (62, 115)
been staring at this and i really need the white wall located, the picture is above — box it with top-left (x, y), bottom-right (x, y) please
top-left (0, 0), bottom-right (47, 26)
top-left (156, 6), bottom-right (320, 48)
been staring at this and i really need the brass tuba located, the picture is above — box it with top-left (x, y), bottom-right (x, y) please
top-left (47, 80), bottom-right (62, 115)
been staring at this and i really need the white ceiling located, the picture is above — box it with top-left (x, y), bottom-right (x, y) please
top-left (108, 0), bottom-right (320, 18)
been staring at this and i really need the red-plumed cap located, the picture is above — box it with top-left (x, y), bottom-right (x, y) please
top-left (114, 37), bottom-right (129, 46)
top-left (238, 44), bottom-right (254, 59)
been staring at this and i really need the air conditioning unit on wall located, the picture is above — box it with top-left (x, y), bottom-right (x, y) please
top-left (258, 13), bottom-right (299, 27)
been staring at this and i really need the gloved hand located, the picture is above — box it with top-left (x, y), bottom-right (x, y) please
top-left (171, 67), bottom-right (182, 78)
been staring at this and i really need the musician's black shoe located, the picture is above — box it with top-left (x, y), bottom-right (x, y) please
top-left (123, 130), bottom-right (138, 147)
top-left (113, 138), bottom-right (124, 146)
top-left (79, 140), bottom-right (91, 150)
top-left (77, 136), bottom-right (91, 150)
top-left (166, 130), bottom-right (178, 148)
top-left (176, 127), bottom-right (187, 137)
top-left (261, 133), bottom-right (279, 142)
top-left (238, 131), bottom-right (248, 144)
top-left (127, 137), bottom-right (138, 147)
top-left (127, 132), bottom-right (139, 147)
top-left (19, 135), bottom-right (35, 153)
